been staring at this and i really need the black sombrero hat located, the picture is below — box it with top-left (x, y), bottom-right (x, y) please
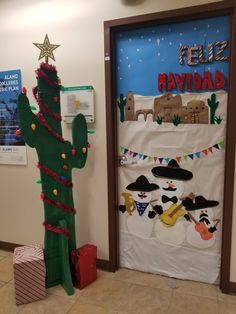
top-left (152, 159), bottom-right (193, 181)
top-left (126, 175), bottom-right (159, 192)
top-left (182, 195), bottom-right (219, 211)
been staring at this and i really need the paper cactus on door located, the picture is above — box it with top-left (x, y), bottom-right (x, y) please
top-left (207, 93), bottom-right (219, 124)
top-left (117, 93), bottom-right (127, 122)
top-left (17, 36), bottom-right (88, 295)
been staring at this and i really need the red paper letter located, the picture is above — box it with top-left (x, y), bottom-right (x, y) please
top-left (175, 73), bottom-right (186, 91)
top-left (186, 73), bottom-right (192, 91)
top-left (158, 73), bottom-right (167, 91)
top-left (167, 72), bottom-right (176, 91)
top-left (202, 71), bottom-right (213, 89)
top-left (193, 72), bottom-right (202, 90)
top-left (214, 70), bottom-right (225, 89)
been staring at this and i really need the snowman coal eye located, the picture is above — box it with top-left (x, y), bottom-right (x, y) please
top-left (170, 181), bottom-right (173, 183)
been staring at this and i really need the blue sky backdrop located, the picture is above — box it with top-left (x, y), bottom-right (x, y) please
top-left (115, 15), bottom-right (230, 96)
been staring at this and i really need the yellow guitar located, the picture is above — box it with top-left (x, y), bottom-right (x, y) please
top-left (160, 193), bottom-right (195, 227)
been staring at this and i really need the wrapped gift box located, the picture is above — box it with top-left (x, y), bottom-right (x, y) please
top-left (13, 244), bottom-right (46, 305)
top-left (71, 244), bottom-right (97, 289)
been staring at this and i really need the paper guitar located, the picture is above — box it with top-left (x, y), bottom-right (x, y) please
top-left (159, 192), bottom-right (195, 227)
top-left (187, 212), bottom-right (220, 240)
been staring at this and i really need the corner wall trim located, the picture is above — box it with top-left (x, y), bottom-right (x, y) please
top-left (229, 282), bottom-right (236, 295)
top-left (0, 241), bottom-right (23, 252)
top-left (96, 259), bottom-right (112, 271)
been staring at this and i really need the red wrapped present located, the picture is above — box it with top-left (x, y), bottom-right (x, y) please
top-left (13, 244), bottom-right (46, 305)
top-left (71, 244), bottom-right (97, 289)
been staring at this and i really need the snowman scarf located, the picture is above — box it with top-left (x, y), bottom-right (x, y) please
top-left (134, 201), bottom-right (149, 216)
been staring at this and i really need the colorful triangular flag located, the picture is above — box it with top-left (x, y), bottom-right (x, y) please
top-left (176, 156), bottom-right (181, 163)
top-left (165, 158), bottom-right (170, 164)
top-left (213, 143), bottom-right (220, 149)
top-left (219, 140), bottom-right (225, 149)
top-left (120, 140), bottom-right (223, 165)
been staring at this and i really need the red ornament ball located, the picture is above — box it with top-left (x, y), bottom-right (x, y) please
top-left (15, 129), bottom-right (21, 136)
top-left (63, 164), bottom-right (68, 170)
top-left (22, 87), bottom-right (27, 94)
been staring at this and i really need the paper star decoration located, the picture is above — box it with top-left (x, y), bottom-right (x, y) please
top-left (33, 34), bottom-right (60, 63)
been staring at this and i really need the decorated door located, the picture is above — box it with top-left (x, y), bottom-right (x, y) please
top-left (116, 15), bottom-right (230, 284)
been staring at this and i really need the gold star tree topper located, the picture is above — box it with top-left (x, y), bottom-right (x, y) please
top-left (33, 34), bottom-right (60, 63)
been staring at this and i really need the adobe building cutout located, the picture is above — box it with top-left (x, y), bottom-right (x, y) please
top-left (124, 91), bottom-right (209, 124)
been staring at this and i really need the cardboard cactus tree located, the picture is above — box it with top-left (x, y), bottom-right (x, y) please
top-left (17, 35), bottom-right (88, 295)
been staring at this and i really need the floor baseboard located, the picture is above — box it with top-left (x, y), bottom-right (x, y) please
top-left (0, 241), bottom-right (111, 271)
top-left (229, 282), bottom-right (236, 295)
top-left (0, 241), bottom-right (23, 252)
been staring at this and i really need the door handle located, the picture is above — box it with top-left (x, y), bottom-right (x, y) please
top-left (119, 155), bottom-right (137, 166)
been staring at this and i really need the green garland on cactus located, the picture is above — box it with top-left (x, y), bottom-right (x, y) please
top-left (17, 47), bottom-right (88, 294)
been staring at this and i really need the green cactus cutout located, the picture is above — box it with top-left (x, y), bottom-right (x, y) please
top-left (207, 93), bottom-right (219, 124)
top-left (156, 116), bottom-right (163, 125)
top-left (172, 115), bottom-right (181, 126)
top-left (17, 63), bottom-right (88, 295)
top-left (117, 93), bottom-right (126, 122)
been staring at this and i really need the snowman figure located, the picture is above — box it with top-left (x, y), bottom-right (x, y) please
top-left (183, 195), bottom-right (220, 249)
top-left (119, 175), bottom-right (162, 238)
top-left (151, 159), bottom-right (193, 245)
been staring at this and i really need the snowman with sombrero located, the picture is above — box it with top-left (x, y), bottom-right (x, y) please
top-left (151, 159), bottom-right (193, 245)
top-left (183, 195), bottom-right (220, 249)
top-left (119, 175), bottom-right (162, 238)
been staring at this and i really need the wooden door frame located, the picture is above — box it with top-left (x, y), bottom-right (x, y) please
top-left (104, 0), bottom-right (236, 293)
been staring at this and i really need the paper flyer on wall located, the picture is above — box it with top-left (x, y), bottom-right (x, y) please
top-left (0, 69), bottom-right (27, 165)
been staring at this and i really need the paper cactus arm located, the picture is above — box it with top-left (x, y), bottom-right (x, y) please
top-left (71, 113), bottom-right (88, 169)
top-left (117, 93), bottom-right (126, 122)
top-left (17, 92), bottom-right (38, 148)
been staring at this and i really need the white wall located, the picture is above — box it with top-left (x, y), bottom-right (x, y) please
top-left (2, 0), bottom-right (236, 281)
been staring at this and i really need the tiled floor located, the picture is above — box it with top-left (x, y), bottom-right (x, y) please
top-left (1, 249), bottom-right (236, 314)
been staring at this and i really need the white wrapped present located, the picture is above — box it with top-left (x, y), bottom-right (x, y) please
top-left (13, 244), bottom-right (46, 305)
